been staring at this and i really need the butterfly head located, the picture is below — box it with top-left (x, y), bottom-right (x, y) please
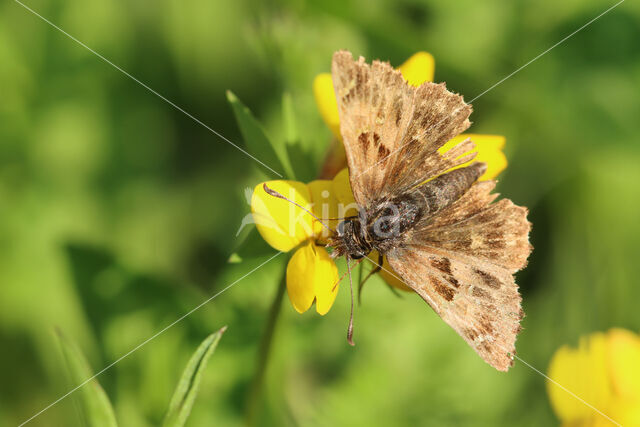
top-left (329, 217), bottom-right (372, 260)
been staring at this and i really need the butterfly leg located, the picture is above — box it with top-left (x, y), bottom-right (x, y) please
top-left (357, 252), bottom-right (384, 304)
top-left (357, 253), bottom-right (404, 303)
top-left (347, 257), bottom-right (355, 346)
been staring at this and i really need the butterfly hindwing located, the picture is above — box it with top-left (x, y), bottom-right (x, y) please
top-left (332, 51), bottom-right (473, 206)
top-left (386, 181), bottom-right (531, 371)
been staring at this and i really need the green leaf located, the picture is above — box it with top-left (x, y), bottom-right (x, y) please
top-left (55, 329), bottom-right (118, 427)
top-left (163, 327), bottom-right (227, 427)
top-left (229, 227), bottom-right (276, 264)
top-left (227, 91), bottom-right (294, 179)
top-left (286, 143), bottom-right (317, 183)
top-left (282, 92), bottom-right (317, 182)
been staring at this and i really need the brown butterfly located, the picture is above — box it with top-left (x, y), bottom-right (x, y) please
top-left (327, 51), bottom-right (532, 372)
top-left (264, 51), bottom-right (531, 371)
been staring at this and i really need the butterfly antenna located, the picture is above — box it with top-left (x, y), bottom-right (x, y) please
top-left (262, 183), bottom-right (334, 232)
top-left (347, 257), bottom-right (356, 346)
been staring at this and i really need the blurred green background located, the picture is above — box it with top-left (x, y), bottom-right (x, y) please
top-left (1, 0), bottom-right (639, 425)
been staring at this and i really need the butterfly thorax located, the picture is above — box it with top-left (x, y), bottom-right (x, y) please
top-left (331, 194), bottom-right (422, 259)
top-left (329, 163), bottom-right (488, 260)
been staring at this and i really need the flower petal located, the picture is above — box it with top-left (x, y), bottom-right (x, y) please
top-left (286, 244), bottom-right (317, 313)
top-left (286, 242), bottom-right (339, 315)
top-left (607, 328), bottom-right (640, 401)
top-left (311, 245), bottom-right (340, 315)
top-left (398, 52), bottom-right (435, 87)
top-left (307, 179), bottom-right (341, 244)
top-left (331, 168), bottom-right (358, 217)
top-left (313, 73), bottom-right (342, 140)
top-left (547, 333), bottom-right (612, 423)
top-left (440, 134), bottom-right (508, 180)
top-left (252, 180), bottom-right (314, 252)
top-left (611, 400), bottom-right (640, 427)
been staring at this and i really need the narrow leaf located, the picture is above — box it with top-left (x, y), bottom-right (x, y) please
top-left (282, 92), bottom-right (298, 145)
top-left (282, 92), bottom-right (316, 182)
top-left (163, 327), bottom-right (227, 427)
top-left (227, 91), bottom-right (294, 179)
top-left (55, 329), bottom-right (118, 427)
top-left (286, 143), bottom-right (317, 183)
top-left (229, 227), bottom-right (276, 264)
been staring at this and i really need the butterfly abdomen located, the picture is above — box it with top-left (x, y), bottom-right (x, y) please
top-left (411, 162), bottom-right (487, 218)
top-left (364, 196), bottom-right (422, 253)
top-left (363, 162), bottom-right (487, 250)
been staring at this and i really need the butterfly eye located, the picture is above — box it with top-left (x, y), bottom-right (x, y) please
top-left (376, 218), bottom-right (392, 234)
top-left (336, 220), bottom-right (346, 236)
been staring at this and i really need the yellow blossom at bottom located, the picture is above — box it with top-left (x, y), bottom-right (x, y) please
top-left (547, 329), bottom-right (640, 426)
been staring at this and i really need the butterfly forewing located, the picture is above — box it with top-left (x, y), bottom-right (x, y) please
top-left (332, 51), bottom-right (473, 206)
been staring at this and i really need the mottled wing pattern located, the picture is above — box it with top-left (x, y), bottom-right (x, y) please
top-left (332, 51), bottom-right (473, 206)
top-left (387, 181), bottom-right (531, 371)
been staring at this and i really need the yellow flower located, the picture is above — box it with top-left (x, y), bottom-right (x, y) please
top-left (313, 51), bottom-right (507, 181)
top-left (547, 329), bottom-right (640, 426)
top-left (251, 180), bottom-right (340, 315)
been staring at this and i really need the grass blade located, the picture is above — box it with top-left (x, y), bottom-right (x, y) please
top-left (163, 327), bottom-right (227, 427)
top-left (55, 329), bottom-right (118, 427)
top-left (227, 91), bottom-right (294, 179)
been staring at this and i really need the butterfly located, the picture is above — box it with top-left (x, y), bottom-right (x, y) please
top-left (326, 51), bottom-right (532, 371)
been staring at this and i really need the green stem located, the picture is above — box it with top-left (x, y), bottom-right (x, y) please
top-left (245, 272), bottom-right (287, 426)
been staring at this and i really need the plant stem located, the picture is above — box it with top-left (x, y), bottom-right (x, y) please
top-left (245, 273), bottom-right (287, 426)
